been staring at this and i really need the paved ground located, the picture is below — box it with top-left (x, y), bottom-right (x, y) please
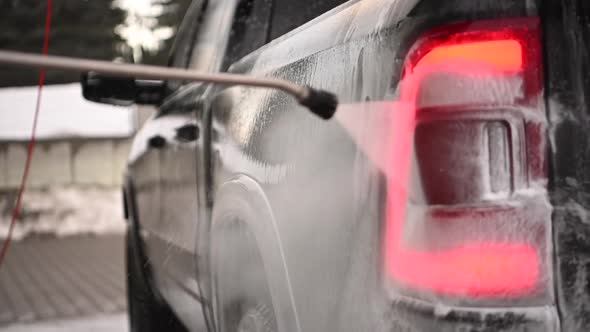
top-left (0, 235), bottom-right (127, 328)
top-left (0, 314), bottom-right (127, 332)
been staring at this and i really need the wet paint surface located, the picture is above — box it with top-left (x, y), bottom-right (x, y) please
top-left (544, 1), bottom-right (590, 331)
top-left (124, 0), bottom-right (590, 331)
top-left (206, 1), bottom-right (556, 331)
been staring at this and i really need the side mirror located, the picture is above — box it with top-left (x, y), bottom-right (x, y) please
top-left (81, 72), bottom-right (166, 106)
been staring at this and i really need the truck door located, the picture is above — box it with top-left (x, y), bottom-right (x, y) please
top-left (131, 2), bottom-right (208, 329)
top-left (148, 0), bottom-right (275, 329)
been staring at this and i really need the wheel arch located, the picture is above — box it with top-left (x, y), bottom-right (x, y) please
top-left (210, 175), bottom-right (301, 332)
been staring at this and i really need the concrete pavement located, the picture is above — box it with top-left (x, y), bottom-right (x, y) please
top-left (0, 314), bottom-right (127, 332)
top-left (0, 235), bottom-right (126, 327)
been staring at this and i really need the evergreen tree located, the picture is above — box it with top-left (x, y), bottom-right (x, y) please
top-left (122, 0), bottom-right (192, 66)
top-left (0, 0), bottom-right (127, 87)
top-left (0, 0), bottom-right (192, 87)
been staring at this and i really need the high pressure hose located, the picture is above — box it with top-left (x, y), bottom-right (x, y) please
top-left (0, 0), bottom-right (53, 269)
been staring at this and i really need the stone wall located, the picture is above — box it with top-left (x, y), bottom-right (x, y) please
top-left (0, 138), bottom-right (131, 189)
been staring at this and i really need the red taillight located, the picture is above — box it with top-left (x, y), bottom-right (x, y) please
top-left (390, 243), bottom-right (539, 297)
top-left (384, 18), bottom-right (550, 303)
top-left (416, 40), bottom-right (523, 72)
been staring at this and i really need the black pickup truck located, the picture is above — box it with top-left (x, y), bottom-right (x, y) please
top-left (83, 0), bottom-right (590, 331)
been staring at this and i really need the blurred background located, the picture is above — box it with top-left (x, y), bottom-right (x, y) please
top-left (0, 0), bottom-right (191, 330)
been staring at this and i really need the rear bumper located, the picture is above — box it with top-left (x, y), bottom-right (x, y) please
top-left (387, 296), bottom-right (560, 332)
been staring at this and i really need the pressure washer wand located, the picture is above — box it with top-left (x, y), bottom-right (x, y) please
top-left (0, 50), bottom-right (338, 119)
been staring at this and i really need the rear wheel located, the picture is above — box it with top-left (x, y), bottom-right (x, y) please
top-left (126, 229), bottom-right (187, 332)
top-left (212, 220), bottom-right (278, 332)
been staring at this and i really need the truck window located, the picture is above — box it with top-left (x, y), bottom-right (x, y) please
top-left (168, 0), bottom-right (207, 69)
top-left (269, 0), bottom-right (348, 40)
top-left (223, 0), bottom-right (273, 68)
top-left (188, 0), bottom-right (272, 72)
top-left (189, 0), bottom-right (346, 72)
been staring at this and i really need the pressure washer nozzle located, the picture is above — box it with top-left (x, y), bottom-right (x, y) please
top-left (298, 87), bottom-right (339, 120)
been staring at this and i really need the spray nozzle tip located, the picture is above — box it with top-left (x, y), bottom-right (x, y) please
top-left (299, 87), bottom-right (338, 120)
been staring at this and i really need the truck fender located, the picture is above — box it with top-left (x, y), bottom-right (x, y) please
top-left (211, 175), bottom-right (301, 332)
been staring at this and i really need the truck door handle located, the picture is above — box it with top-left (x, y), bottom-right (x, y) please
top-left (148, 135), bottom-right (167, 149)
top-left (175, 124), bottom-right (199, 143)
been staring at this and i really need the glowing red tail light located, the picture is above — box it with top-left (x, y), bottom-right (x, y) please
top-left (384, 18), bottom-right (551, 303)
top-left (416, 39), bottom-right (523, 72)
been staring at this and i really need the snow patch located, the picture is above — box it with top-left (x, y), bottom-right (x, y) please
top-left (0, 186), bottom-right (125, 240)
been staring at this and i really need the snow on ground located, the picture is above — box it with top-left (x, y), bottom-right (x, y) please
top-left (0, 186), bottom-right (125, 240)
top-left (0, 314), bottom-right (128, 332)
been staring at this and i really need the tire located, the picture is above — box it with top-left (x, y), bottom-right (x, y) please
top-left (126, 228), bottom-right (187, 332)
top-left (212, 220), bottom-right (278, 332)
